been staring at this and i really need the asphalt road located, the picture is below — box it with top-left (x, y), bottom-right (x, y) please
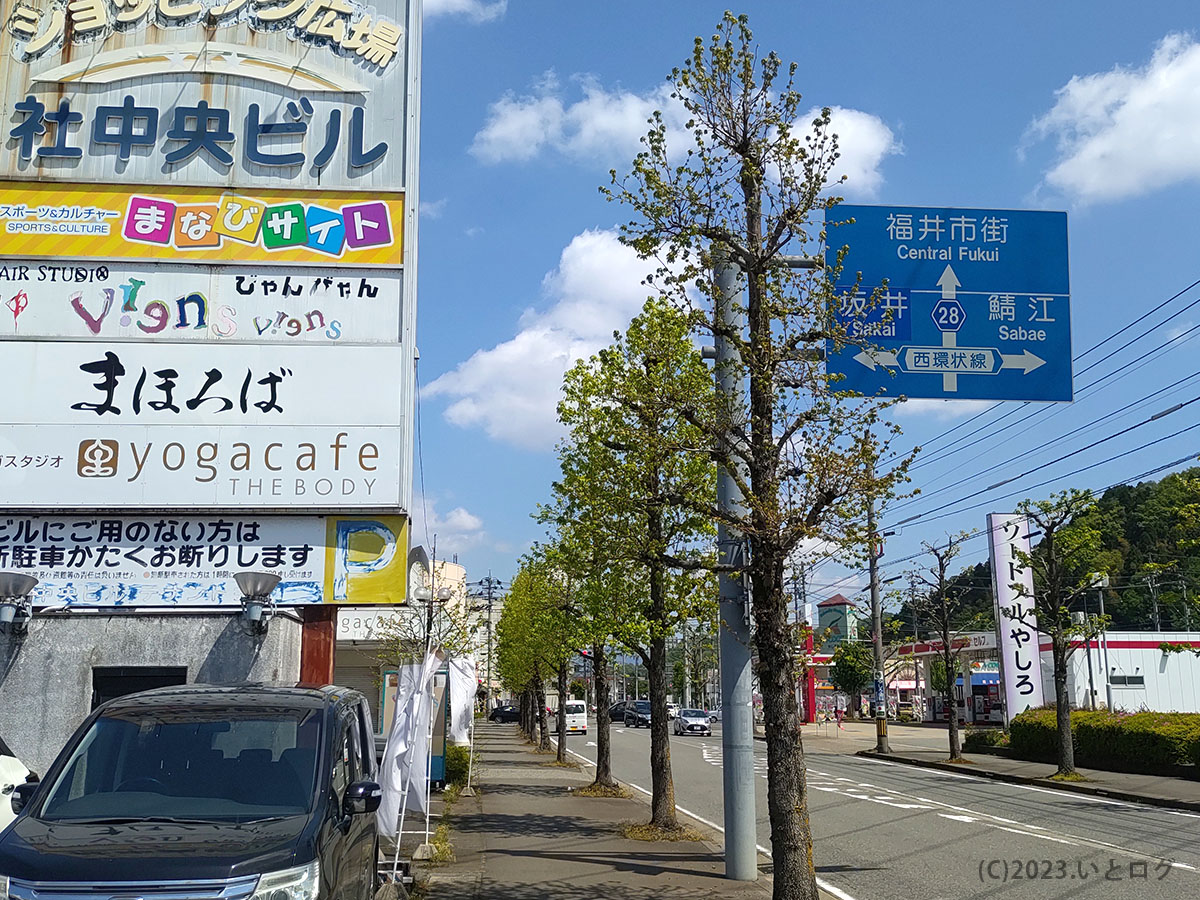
top-left (550, 720), bottom-right (1200, 900)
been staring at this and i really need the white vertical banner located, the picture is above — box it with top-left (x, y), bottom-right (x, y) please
top-left (377, 650), bottom-right (441, 833)
top-left (987, 513), bottom-right (1046, 722)
top-left (447, 656), bottom-right (477, 745)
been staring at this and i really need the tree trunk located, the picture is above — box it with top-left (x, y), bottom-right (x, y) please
top-left (592, 643), bottom-right (617, 788)
top-left (519, 689), bottom-right (530, 739)
top-left (556, 662), bottom-right (569, 763)
top-left (1053, 639), bottom-right (1075, 775)
top-left (535, 680), bottom-right (551, 752)
top-left (646, 627), bottom-right (677, 829)
top-left (752, 551), bottom-right (818, 900)
top-left (943, 648), bottom-right (962, 760)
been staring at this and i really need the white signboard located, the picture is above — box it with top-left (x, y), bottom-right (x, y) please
top-left (337, 606), bottom-right (417, 640)
top-left (987, 513), bottom-right (1046, 720)
top-left (1, 342), bottom-right (404, 425)
top-left (0, 513), bottom-right (409, 607)
top-left (0, 2), bottom-right (417, 193)
top-left (1, 425), bottom-right (399, 508)
top-left (0, 261), bottom-right (401, 343)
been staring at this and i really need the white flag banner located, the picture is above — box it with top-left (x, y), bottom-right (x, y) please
top-left (376, 650), bottom-right (441, 834)
top-left (987, 513), bottom-right (1046, 721)
top-left (448, 656), bottom-right (477, 745)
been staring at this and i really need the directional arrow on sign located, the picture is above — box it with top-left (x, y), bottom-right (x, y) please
top-left (1000, 349), bottom-right (1047, 374)
top-left (937, 264), bottom-right (961, 299)
top-left (853, 349), bottom-right (898, 370)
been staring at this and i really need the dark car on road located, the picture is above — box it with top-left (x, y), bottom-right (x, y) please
top-left (608, 700), bottom-right (627, 719)
top-left (624, 700), bottom-right (652, 728)
top-left (1, 684), bottom-right (381, 900)
top-left (488, 704), bottom-right (520, 723)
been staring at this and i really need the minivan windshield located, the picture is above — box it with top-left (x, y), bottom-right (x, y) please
top-left (39, 705), bottom-right (321, 823)
top-left (564, 702), bottom-right (585, 713)
top-left (634, 701), bottom-right (651, 713)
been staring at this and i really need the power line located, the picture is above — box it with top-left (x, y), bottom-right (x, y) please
top-left (898, 368), bottom-right (1200, 508)
top-left (885, 276), bottom-right (1200, 472)
top-left (889, 393), bottom-right (1200, 526)
top-left (808, 448), bottom-right (1200, 589)
top-left (895, 313), bottom-right (1200, 488)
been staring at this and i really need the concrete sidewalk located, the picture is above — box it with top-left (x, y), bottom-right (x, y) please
top-left (860, 746), bottom-right (1200, 812)
top-left (423, 724), bottom-right (779, 899)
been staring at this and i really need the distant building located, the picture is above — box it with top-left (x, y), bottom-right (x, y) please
top-left (816, 594), bottom-right (864, 650)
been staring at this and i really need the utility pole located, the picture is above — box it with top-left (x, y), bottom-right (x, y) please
top-left (866, 478), bottom-right (889, 754)
top-left (1146, 572), bottom-right (1162, 632)
top-left (907, 572), bottom-right (922, 719)
top-left (1081, 588), bottom-right (1096, 709)
top-left (710, 246), bottom-right (756, 882)
top-left (468, 572), bottom-right (506, 709)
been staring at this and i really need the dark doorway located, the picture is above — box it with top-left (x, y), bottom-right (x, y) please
top-left (91, 666), bottom-right (188, 710)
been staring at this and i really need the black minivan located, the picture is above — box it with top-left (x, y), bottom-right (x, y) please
top-left (0, 684), bottom-right (381, 900)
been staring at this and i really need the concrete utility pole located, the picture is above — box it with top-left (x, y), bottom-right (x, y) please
top-left (867, 489), bottom-right (889, 754)
top-left (711, 247), bottom-right (757, 882)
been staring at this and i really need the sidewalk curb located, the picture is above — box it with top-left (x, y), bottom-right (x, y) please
top-left (858, 749), bottom-right (1200, 813)
top-left (551, 738), bottom-right (870, 900)
top-left (553, 740), bottom-right (771, 885)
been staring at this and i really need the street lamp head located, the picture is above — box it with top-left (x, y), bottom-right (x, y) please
top-left (0, 572), bottom-right (38, 635)
top-left (234, 571), bottom-right (281, 600)
top-left (234, 571), bottom-right (280, 636)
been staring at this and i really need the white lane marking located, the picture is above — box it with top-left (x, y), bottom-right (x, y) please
top-left (847, 752), bottom-right (1200, 818)
top-left (558, 743), bottom-right (859, 900)
top-left (988, 824), bottom-right (1075, 845)
top-left (1173, 862), bottom-right (1199, 871)
top-left (939, 814), bottom-right (976, 823)
top-left (586, 741), bottom-right (597, 747)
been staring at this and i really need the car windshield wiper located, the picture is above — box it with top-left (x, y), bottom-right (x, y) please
top-left (60, 816), bottom-right (218, 825)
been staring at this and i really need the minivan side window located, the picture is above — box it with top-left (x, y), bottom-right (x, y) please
top-left (356, 701), bottom-right (376, 779)
top-left (331, 724), bottom-right (351, 798)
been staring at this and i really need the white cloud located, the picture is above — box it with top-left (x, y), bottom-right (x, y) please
top-left (424, 0), bottom-right (506, 23)
top-left (424, 229), bottom-right (655, 450)
top-left (819, 106), bottom-right (902, 199)
top-left (469, 76), bottom-right (898, 198)
top-left (470, 73), bottom-right (685, 165)
top-left (1027, 33), bottom-right (1200, 202)
top-left (892, 398), bottom-right (994, 421)
top-left (410, 493), bottom-right (488, 560)
top-left (420, 198), bottom-right (447, 218)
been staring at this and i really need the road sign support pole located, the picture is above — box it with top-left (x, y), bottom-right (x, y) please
top-left (713, 246), bottom-right (757, 882)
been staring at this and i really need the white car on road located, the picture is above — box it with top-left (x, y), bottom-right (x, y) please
top-left (1, 736), bottom-right (30, 834)
top-left (673, 708), bottom-right (712, 736)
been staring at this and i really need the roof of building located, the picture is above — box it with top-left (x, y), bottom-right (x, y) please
top-left (817, 594), bottom-right (856, 608)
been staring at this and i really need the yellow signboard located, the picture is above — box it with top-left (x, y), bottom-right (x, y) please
top-left (0, 182), bottom-right (403, 266)
top-left (324, 515), bottom-right (409, 604)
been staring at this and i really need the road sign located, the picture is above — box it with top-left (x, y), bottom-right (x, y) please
top-left (826, 205), bottom-right (1071, 401)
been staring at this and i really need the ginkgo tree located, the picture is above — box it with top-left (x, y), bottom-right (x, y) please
top-left (603, 14), bottom-right (913, 897)
top-left (494, 554), bottom-right (578, 756)
top-left (553, 297), bottom-right (717, 830)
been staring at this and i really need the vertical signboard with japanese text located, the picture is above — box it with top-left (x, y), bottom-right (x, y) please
top-left (987, 513), bottom-right (1046, 723)
top-left (1, 2), bottom-right (420, 603)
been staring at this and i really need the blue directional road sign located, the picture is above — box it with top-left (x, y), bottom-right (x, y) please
top-left (826, 204), bottom-right (1071, 401)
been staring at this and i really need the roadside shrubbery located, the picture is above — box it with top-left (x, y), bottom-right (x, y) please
top-left (962, 729), bottom-right (1009, 753)
top-left (445, 744), bottom-right (474, 788)
top-left (1009, 707), bottom-right (1200, 772)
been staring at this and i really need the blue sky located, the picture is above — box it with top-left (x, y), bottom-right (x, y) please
top-left (413, 1), bottom-right (1200, 601)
